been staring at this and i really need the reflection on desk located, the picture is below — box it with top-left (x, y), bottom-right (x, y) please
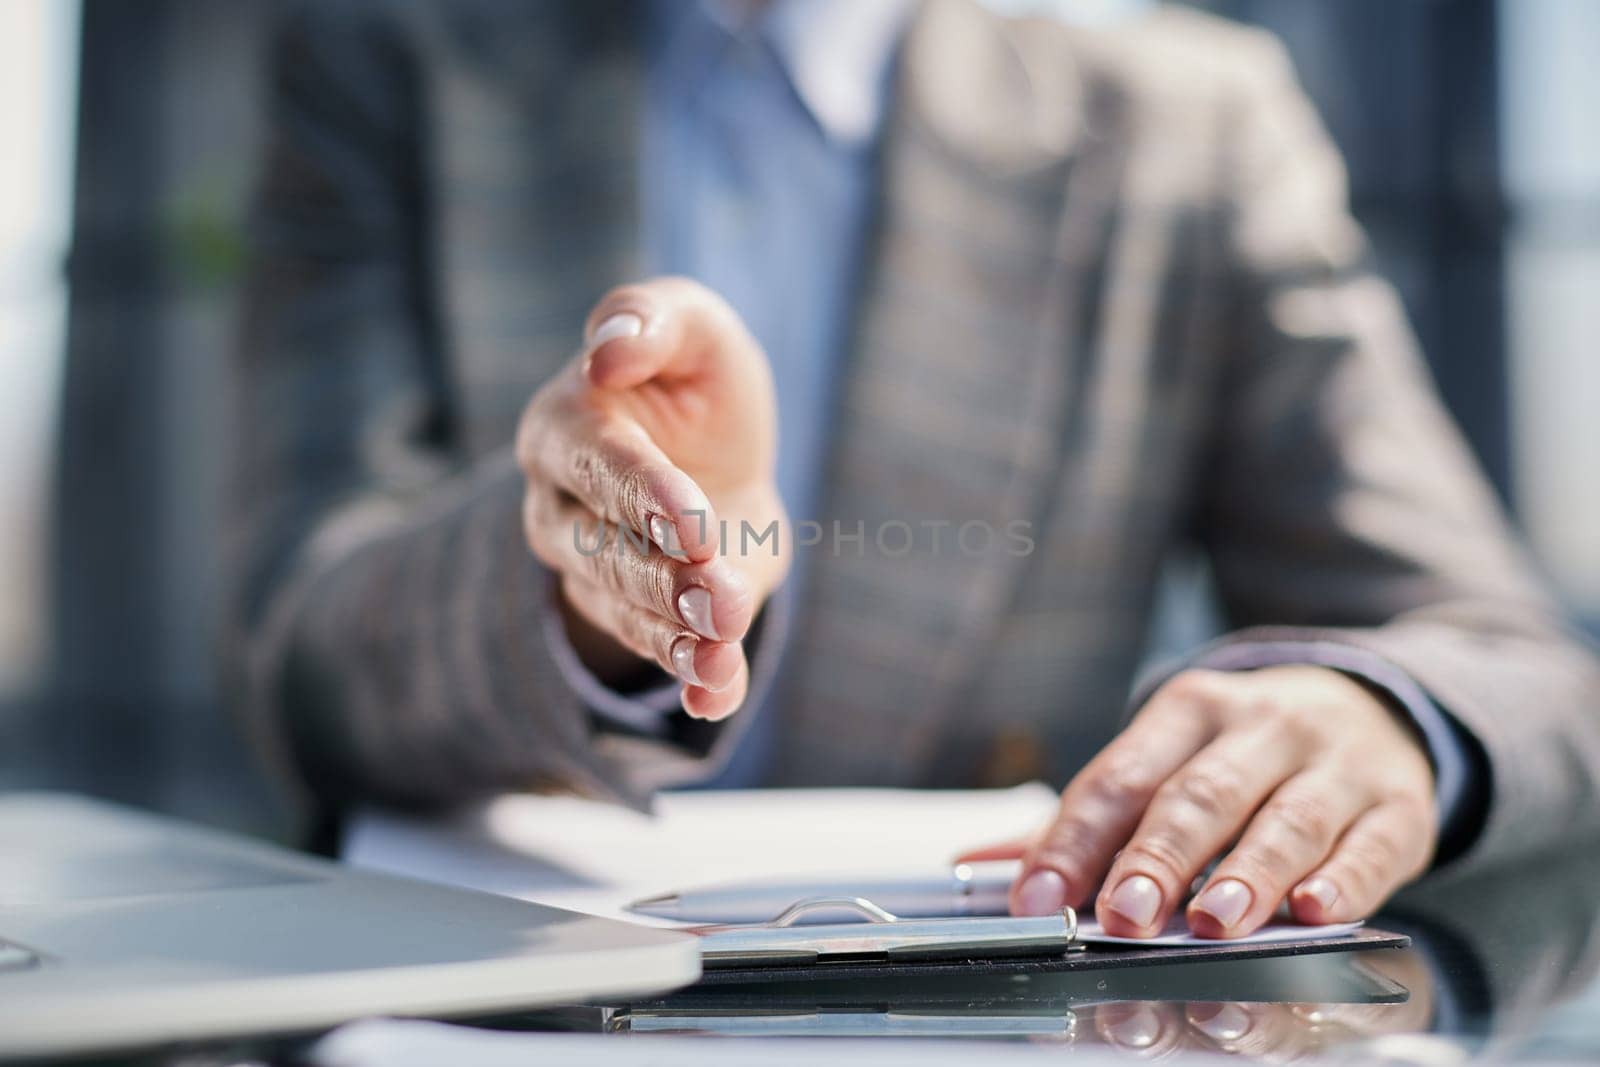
top-left (600, 950), bottom-right (1415, 1049)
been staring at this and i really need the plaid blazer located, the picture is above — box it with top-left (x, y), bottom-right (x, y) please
top-left (231, 0), bottom-right (1600, 870)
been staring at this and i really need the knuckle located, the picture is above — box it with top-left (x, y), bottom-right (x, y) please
top-left (632, 625), bottom-right (668, 669)
top-left (620, 471), bottom-right (655, 526)
top-left (1384, 787), bottom-right (1435, 820)
top-left (607, 602), bottom-right (646, 656)
top-left (606, 598), bottom-right (659, 660)
top-left (650, 623), bottom-right (682, 671)
top-left (1035, 815), bottom-right (1098, 870)
top-left (1240, 691), bottom-right (1284, 724)
top-left (595, 528), bottom-right (630, 591)
top-left (1159, 669), bottom-right (1227, 708)
top-left (1255, 707), bottom-right (1309, 748)
top-left (1328, 855), bottom-right (1379, 902)
top-left (1336, 835), bottom-right (1402, 898)
top-left (1262, 794), bottom-right (1335, 848)
top-left (1285, 704), bottom-right (1327, 742)
top-left (1359, 825), bottom-right (1407, 868)
top-left (605, 534), bottom-right (676, 615)
top-left (1029, 845), bottom-right (1088, 890)
top-left (1245, 693), bottom-right (1323, 746)
top-left (632, 612), bottom-right (670, 667)
top-left (1162, 766), bottom-right (1242, 820)
top-left (1361, 820), bottom-right (1407, 862)
top-left (569, 442), bottom-right (608, 504)
top-left (1085, 753), bottom-right (1163, 811)
top-left (603, 594), bottom-right (648, 655)
top-left (613, 463), bottom-right (652, 524)
top-left (1401, 800), bottom-right (1438, 863)
top-left (571, 513), bottom-right (611, 567)
top-left (1227, 841), bottom-right (1295, 885)
top-left (644, 552), bottom-right (679, 616)
top-left (1119, 834), bottom-right (1191, 886)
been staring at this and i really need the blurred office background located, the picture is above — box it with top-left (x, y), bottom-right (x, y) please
top-left (1, 0), bottom-right (1595, 837)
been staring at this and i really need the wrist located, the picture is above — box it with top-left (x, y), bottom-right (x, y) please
top-left (555, 586), bottom-right (661, 689)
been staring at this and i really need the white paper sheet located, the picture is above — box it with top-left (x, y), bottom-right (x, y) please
top-left (345, 785), bottom-right (1060, 902)
top-left (1077, 915), bottom-right (1362, 946)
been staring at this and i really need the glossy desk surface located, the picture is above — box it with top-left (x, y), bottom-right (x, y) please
top-left (503, 846), bottom-right (1600, 1063)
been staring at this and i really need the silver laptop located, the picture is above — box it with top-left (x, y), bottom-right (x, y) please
top-left (0, 793), bottom-right (700, 1060)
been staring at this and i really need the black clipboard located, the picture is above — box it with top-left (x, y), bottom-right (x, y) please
top-left (689, 895), bottom-right (1409, 986)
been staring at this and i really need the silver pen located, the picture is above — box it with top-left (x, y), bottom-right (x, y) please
top-left (627, 861), bottom-right (1019, 923)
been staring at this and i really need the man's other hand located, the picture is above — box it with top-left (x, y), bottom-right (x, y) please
top-left (959, 667), bottom-right (1437, 937)
top-left (516, 278), bottom-right (788, 720)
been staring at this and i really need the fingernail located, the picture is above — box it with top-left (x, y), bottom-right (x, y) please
top-left (1106, 874), bottom-right (1161, 928)
top-left (1299, 876), bottom-right (1340, 913)
top-left (1189, 1002), bottom-right (1252, 1042)
top-left (650, 514), bottom-right (688, 560)
top-left (677, 585), bottom-right (720, 640)
top-left (1106, 1004), bottom-right (1163, 1049)
top-left (1015, 869), bottom-right (1067, 916)
top-left (1193, 878), bottom-right (1253, 929)
top-left (648, 514), bottom-right (672, 550)
top-left (670, 636), bottom-right (702, 686)
top-left (587, 312), bottom-right (643, 351)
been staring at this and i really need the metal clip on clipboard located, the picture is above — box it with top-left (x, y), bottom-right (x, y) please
top-left (691, 896), bottom-right (1081, 969)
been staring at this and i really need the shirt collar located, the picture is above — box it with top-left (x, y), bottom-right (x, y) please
top-left (703, 0), bottom-right (918, 146)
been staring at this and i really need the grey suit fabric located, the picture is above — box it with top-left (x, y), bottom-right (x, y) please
top-left (229, 0), bottom-right (1600, 871)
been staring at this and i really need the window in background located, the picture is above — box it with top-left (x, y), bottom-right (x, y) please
top-left (47, 0), bottom-right (284, 830)
top-left (0, 1), bottom-right (80, 713)
top-left (1500, 0), bottom-right (1600, 626)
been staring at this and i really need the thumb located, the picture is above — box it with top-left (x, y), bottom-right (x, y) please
top-left (581, 277), bottom-right (763, 392)
top-left (581, 307), bottom-right (658, 389)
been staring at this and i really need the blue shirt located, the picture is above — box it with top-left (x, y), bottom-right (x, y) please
top-left (640, 0), bottom-right (911, 534)
top-left (632, 0), bottom-right (915, 784)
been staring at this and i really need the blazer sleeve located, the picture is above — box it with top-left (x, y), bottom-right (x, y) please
top-left (226, 6), bottom-right (752, 820)
top-left (1194, 34), bottom-right (1600, 871)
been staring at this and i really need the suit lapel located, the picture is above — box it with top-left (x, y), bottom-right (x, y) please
top-left (772, 0), bottom-right (1127, 784)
